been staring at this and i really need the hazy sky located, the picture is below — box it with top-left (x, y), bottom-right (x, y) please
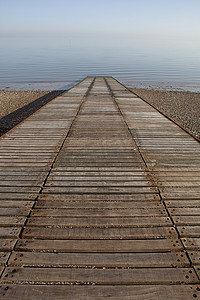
top-left (1, 0), bottom-right (200, 39)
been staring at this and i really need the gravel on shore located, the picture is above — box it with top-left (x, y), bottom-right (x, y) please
top-left (0, 90), bottom-right (53, 119)
top-left (130, 88), bottom-right (200, 139)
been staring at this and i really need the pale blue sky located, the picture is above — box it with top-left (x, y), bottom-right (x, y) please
top-left (1, 0), bottom-right (200, 39)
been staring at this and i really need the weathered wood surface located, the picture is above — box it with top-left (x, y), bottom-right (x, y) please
top-left (0, 76), bottom-right (200, 299)
top-left (27, 216), bottom-right (171, 227)
top-left (16, 238), bottom-right (183, 252)
top-left (1, 267), bottom-right (197, 284)
top-left (9, 251), bottom-right (189, 267)
top-left (1, 285), bottom-right (199, 300)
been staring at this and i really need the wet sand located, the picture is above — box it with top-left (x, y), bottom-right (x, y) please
top-left (130, 88), bottom-right (200, 139)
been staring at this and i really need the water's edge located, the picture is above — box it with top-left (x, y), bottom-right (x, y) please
top-left (1, 79), bottom-right (200, 93)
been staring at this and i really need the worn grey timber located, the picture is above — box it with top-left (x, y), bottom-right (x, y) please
top-left (0, 76), bottom-right (200, 299)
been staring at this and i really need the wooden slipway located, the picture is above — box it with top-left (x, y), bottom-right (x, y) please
top-left (0, 76), bottom-right (200, 299)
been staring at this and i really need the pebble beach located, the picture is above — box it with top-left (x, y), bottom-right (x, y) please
top-left (0, 88), bottom-right (200, 139)
top-left (130, 88), bottom-right (200, 139)
top-left (0, 90), bottom-right (53, 119)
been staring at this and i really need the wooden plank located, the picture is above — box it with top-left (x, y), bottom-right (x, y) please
top-left (0, 284), bottom-right (199, 300)
top-left (0, 163), bottom-right (50, 167)
top-left (152, 171), bottom-right (200, 177)
top-left (43, 186), bottom-right (157, 194)
top-left (0, 167), bottom-right (49, 172)
top-left (157, 177), bottom-right (200, 182)
top-left (159, 182), bottom-right (200, 187)
top-left (16, 238), bottom-right (183, 253)
top-left (0, 193), bottom-right (37, 200)
top-left (50, 171), bottom-right (147, 176)
top-left (1, 267), bottom-right (198, 284)
top-left (31, 208), bottom-right (167, 217)
top-left (182, 238), bottom-right (200, 250)
top-left (0, 172), bottom-right (47, 177)
top-left (187, 251), bottom-right (200, 265)
top-left (35, 200), bottom-right (161, 209)
top-left (55, 158), bottom-right (141, 163)
top-left (161, 187), bottom-right (200, 194)
top-left (0, 216), bottom-right (25, 226)
top-left (22, 226), bottom-right (177, 239)
top-left (178, 226), bottom-right (200, 237)
top-left (27, 216), bottom-right (171, 227)
top-left (53, 163), bottom-right (144, 167)
top-left (166, 200), bottom-right (200, 208)
top-left (0, 160), bottom-right (51, 164)
top-left (0, 208), bottom-right (29, 216)
top-left (39, 193), bottom-right (159, 201)
top-left (0, 181), bottom-right (43, 187)
top-left (54, 167), bottom-right (146, 172)
top-left (0, 266), bottom-right (4, 275)
top-left (169, 208), bottom-right (200, 216)
top-left (55, 157), bottom-right (141, 162)
top-left (0, 252), bottom-right (10, 265)
top-left (195, 267), bottom-right (200, 280)
top-left (0, 227), bottom-right (21, 238)
top-left (0, 200), bottom-right (33, 208)
top-left (0, 187), bottom-right (40, 193)
top-left (48, 176), bottom-right (148, 181)
top-left (0, 175), bottom-right (45, 181)
top-left (54, 152), bottom-right (138, 156)
top-left (9, 252), bottom-right (189, 268)
top-left (45, 180), bottom-right (153, 187)
top-left (163, 193), bottom-right (200, 200)
top-left (174, 216), bottom-right (200, 226)
top-left (0, 239), bottom-right (17, 251)
top-left (55, 150), bottom-right (137, 154)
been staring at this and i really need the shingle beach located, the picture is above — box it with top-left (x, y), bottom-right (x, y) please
top-left (131, 88), bottom-right (200, 139)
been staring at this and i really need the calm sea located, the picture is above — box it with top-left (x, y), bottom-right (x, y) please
top-left (1, 35), bottom-right (200, 92)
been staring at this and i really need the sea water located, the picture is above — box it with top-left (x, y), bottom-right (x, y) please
top-left (0, 35), bottom-right (200, 92)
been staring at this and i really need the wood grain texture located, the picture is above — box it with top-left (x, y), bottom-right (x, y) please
top-left (0, 77), bottom-right (199, 297)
